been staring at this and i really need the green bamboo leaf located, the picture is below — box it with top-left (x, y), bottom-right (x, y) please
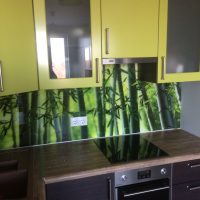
top-left (120, 68), bottom-right (129, 74)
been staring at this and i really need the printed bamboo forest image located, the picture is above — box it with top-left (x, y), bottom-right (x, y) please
top-left (0, 64), bottom-right (181, 150)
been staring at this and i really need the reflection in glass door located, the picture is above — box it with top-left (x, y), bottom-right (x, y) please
top-left (45, 0), bottom-right (92, 79)
top-left (49, 37), bottom-right (68, 78)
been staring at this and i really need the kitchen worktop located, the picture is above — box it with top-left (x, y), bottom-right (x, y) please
top-left (42, 129), bottom-right (200, 181)
top-left (1, 129), bottom-right (200, 199)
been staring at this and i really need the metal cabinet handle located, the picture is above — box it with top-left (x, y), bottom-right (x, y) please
top-left (187, 185), bottom-right (200, 191)
top-left (123, 186), bottom-right (169, 197)
top-left (107, 177), bottom-right (112, 200)
top-left (105, 28), bottom-right (110, 54)
top-left (0, 61), bottom-right (4, 92)
top-left (187, 163), bottom-right (200, 168)
top-left (161, 56), bottom-right (166, 80)
top-left (95, 58), bottom-right (100, 83)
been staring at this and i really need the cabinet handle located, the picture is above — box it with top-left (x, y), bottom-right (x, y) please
top-left (187, 185), bottom-right (200, 191)
top-left (105, 28), bottom-right (110, 54)
top-left (107, 177), bottom-right (112, 200)
top-left (187, 163), bottom-right (200, 168)
top-left (95, 58), bottom-right (100, 83)
top-left (0, 61), bottom-right (4, 92)
top-left (161, 56), bottom-right (166, 80)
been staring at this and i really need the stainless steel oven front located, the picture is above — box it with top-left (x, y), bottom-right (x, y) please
top-left (115, 164), bottom-right (172, 200)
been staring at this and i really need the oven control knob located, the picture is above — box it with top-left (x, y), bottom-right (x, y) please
top-left (160, 168), bottom-right (167, 175)
top-left (121, 175), bottom-right (128, 182)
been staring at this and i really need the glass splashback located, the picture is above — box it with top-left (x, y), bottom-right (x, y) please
top-left (0, 65), bottom-right (181, 150)
top-left (45, 0), bottom-right (92, 79)
top-left (166, 0), bottom-right (200, 73)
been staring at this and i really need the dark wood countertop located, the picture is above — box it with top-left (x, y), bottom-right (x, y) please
top-left (143, 129), bottom-right (200, 156)
top-left (1, 129), bottom-right (200, 199)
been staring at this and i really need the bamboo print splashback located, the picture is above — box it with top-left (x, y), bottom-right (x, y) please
top-left (0, 64), bottom-right (181, 150)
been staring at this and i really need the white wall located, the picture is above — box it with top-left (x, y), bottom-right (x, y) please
top-left (181, 82), bottom-right (200, 136)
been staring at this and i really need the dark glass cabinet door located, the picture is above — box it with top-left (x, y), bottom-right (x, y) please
top-left (45, 173), bottom-right (114, 200)
top-left (157, 0), bottom-right (200, 82)
top-left (33, 0), bottom-right (102, 89)
top-left (166, 0), bottom-right (200, 74)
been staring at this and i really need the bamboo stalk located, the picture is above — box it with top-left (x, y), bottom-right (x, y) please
top-left (116, 65), bottom-right (130, 134)
top-left (157, 84), bottom-right (174, 129)
top-left (102, 66), bottom-right (107, 136)
top-left (130, 134), bottom-right (140, 160)
top-left (77, 89), bottom-right (88, 139)
top-left (37, 91), bottom-right (43, 144)
top-left (43, 91), bottom-right (50, 144)
top-left (154, 84), bottom-right (164, 130)
top-left (49, 90), bottom-right (62, 142)
top-left (171, 83), bottom-right (181, 127)
top-left (30, 91), bottom-right (39, 145)
top-left (18, 93), bottom-right (30, 146)
top-left (139, 82), bottom-right (157, 130)
top-left (62, 89), bottom-right (71, 141)
top-left (115, 64), bottom-right (130, 160)
top-left (128, 64), bottom-right (140, 133)
top-left (95, 88), bottom-right (104, 137)
top-left (175, 83), bottom-right (181, 108)
top-left (10, 95), bottom-right (18, 148)
top-left (127, 64), bottom-right (140, 159)
top-left (122, 135), bottom-right (130, 161)
top-left (109, 66), bottom-right (118, 136)
top-left (38, 108), bottom-right (43, 145)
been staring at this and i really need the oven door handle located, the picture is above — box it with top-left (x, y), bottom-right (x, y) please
top-left (123, 186), bottom-right (169, 198)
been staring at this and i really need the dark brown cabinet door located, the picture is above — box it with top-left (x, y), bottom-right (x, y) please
top-left (45, 173), bottom-right (114, 200)
top-left (172, 159), bottom-right (200, 200)
top-left (173, 159), bottom-right (200, 184)
top-left (173, 180), bottom-right (200, 200)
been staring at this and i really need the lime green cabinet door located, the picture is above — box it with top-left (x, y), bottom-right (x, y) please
top-left (157, 0), bottom-right (200, 83)
top-left (0, 0), bottom-right (38, 96)
top-left (101, 0), bottom-right (159, 58)
top-left (34, 0), bottom-right (102, 89)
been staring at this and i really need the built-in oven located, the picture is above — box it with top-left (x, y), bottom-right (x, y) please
top-left (115, 164), bottom-right (171, 200)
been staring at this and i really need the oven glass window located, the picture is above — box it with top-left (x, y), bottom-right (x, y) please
top-left (117, 179), bottom-right (169, 200)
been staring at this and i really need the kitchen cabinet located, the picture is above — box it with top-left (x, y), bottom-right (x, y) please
top-left (172, 159), bottom-right (200, 200)
top-left (33, 0), bottom-right (102, 89)
top-left (45, 173), bottom-right (114, 200)
top-left (101, 0), bottom-right (159, 59)
top-left (0, 0), bottom-right (38, 96)
top-left (139, 0), bottom-right (200, 83)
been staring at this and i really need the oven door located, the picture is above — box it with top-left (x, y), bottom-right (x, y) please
top-left (116, 178), bottom-right (170, 200)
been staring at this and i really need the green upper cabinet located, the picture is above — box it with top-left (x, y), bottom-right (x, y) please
top-left (140, 0), bottom-right (200, 83)
top-left (33, 0), bottom-right (102, 89)
top-left (0, 0), bottom-right (38, 96)
top-left (101, 0), bottom-right (159, 58)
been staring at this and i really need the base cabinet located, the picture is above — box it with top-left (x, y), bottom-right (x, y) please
top-left (45, 173), bottom-right (114, 200)
top-left (173, 180), bottom-right (200, 200)
top-left (172, 159), bottom-right (200, 200)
